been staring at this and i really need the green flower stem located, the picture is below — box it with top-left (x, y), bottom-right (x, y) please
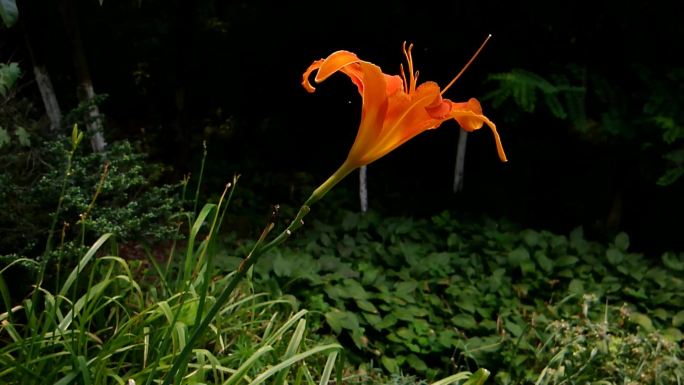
top-left (160, 165), bottom-right (354, 385)
top-left (307, 162), bottom-right (354, 205)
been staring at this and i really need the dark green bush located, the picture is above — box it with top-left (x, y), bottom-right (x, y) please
top-left (0, 134), bottom-right (184, 301)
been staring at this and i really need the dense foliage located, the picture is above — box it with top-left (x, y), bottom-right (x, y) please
top-left (251, 210), bottom-right (684, 383)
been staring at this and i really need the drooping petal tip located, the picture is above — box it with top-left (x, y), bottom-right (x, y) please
top-left (301, 59), bottom-right (323, 93)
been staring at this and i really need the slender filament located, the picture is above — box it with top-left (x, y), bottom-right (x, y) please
top-left (441, 34), bottom-right (492, 95)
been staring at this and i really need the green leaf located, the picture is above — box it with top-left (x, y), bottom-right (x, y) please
top-left (625, 287), bottom-right (647, 300)
top-left (662, 327), bottom-right (683, 343)
top-left (325, 309), bottom-right (344, 334)
top-left (522, 230), bottom-right (540, 247)
top-left (535, 252), bottom-right (554, 273)
top-left (606, 248), bottom-right (623, 265)
top-left (406, 354), bottom-right (428, 372)
top-left (452, 314), bottom-right (477, 329)
top-left (0, 0), bottom-right (18, 28)
top-left (14, 126), bottom-right (30, 146)
top-left (362, 312), bottom-right (382, 326)
top-left (652, 308), bottom-right (669, 320)
top-left (505, 319), bottom-right (524, 337)
top-left (0, 62), bottom-right (21, 96)
top-left (396, 327), bottom-right (416, 340)
top-left (177, 300), bottom-right (199, 326)
top-left (375, 314), bottom-right (397, 329)
top-left (341, 211), bottom-right (359, 231)
top-left (462, 335), bottom-right (501, 361)
top-left (556, 255), bottom-right (579, 267)
top-left (462, 369), bottom-right (490, 385)
top-left (325, 310), bottom-right (360, 334)
top-left (508, 247), bottom-right (530, 267)
top-left (614, 232), bottom-right (630, 250)
top-left (454, 295), bottom-right (476, 313)
top-left (394, 281), bottom-right (417, 295)
top-left (0, 127), bottom-right (10, 148)
top-left (673, 310), bottom-right (684, 327)
top-left (628, 312), bottom-right (654, 332)
top-left (662, 252), bottom-right (684, 271)
top-left (657, 167), bottom-right (684, 186)
top-left (381, 356), bottom-right (399, 373)
top-left (447, 233), bottom-right (460, 248)
top-left (355, 299), bottom-right (378, 314)
top-left (568, 278), bottom-right (584, 294)
top-left (273, 254), bottom-right (294, 277)
top-left (341, 279), bottom-right (369, 300)
top-left (437, 330), bottom-right (457, 347)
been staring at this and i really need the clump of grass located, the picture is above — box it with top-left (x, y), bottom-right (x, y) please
top-left (531, 297), bottom-right (684, 385)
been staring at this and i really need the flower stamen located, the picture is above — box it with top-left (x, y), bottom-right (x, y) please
top-left (402, 41), bottom-right (418, 93)
top-left (441, 34), bottom-right (492, 95)
top-left (400, 63), bottom-right (408, 92)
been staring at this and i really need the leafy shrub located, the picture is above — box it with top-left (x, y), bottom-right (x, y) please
top-left (1, 138), bottom-right (183, 255)
top-left (0, 134), bottom-right (184, 302)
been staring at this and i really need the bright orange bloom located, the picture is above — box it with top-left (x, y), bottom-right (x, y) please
top-left (302, 40), bottom-right (506, 202)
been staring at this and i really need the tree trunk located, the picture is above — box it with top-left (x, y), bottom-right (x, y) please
top-left (32, 65), bottom-right (62, 131)
top-left (58, 0), bottom-right (106, 152)
top-left (453, 128), bottom-right (468, 193)
top-left (359, 165), bottom-right (368, 213)
top-left (20, 2), bottom-right (62, 131)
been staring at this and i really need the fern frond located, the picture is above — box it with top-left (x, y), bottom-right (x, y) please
top-left (485, 68), bottom-right (586, 121)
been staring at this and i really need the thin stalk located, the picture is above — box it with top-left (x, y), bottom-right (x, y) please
top-left (45, 138), bottom-right (80, 254)
top-left (79, 160), bottom-right (110, 246)
top-left (194, 182), bottom-right (231, 325)
top-left (192, 141), bottom-right (208, 219)
top-left (168, 174), bottom-right (192, 290)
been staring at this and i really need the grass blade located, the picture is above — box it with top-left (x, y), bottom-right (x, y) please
top-left (318, 350), bottom-right (338, 385)
top-left (248, 344), bottom-right (342, 385)
top-left (222, 345), bottom-right (274, 385)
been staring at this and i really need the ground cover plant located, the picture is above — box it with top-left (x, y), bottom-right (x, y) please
top-left (251, 210), bottom-right (684, 383)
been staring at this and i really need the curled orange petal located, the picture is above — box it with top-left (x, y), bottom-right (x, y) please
top-left (302, 59), bottom-right (324, 93)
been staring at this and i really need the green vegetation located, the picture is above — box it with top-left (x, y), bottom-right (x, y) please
top-left (0, 125), bottom-right (681, 385)
top-left (0, 127), bottom-right (488, 385)
top-left (253, 210), bottom-right (684, 383)
top-left (1, 3), bottom-right (683, 384)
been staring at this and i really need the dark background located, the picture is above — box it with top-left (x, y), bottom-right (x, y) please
top-left (5, 0), bottom-right (684, 254)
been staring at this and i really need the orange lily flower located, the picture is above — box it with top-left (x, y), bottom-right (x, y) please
top-left (302, 39), bottom-right (506, 203)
